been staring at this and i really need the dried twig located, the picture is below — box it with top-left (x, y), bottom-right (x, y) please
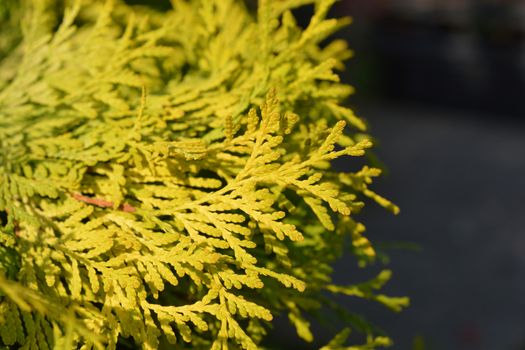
top-left (72, 193), bottom-right (136, 213)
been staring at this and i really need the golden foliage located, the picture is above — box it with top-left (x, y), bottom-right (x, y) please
top-left (0, 0), bottom-right (405, 349)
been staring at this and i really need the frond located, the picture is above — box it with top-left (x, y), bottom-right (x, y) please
top-left (0, 1), bottom-right (404, 349)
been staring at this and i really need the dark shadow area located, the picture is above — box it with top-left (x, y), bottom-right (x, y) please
top-left (333, 1), bottom-right (524, 349)
top-left (353, 103), bottom-right (525, 350)
top-left (335, 0), bottom-right (525, 118)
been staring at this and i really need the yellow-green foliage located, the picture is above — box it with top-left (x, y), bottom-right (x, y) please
top-left (0, 0), bottom-right (408, 349)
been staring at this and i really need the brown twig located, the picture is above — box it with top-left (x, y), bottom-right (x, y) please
top-left (72, 193), bottom-right (136, 213)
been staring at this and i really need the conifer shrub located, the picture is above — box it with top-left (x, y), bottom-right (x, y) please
top-left (0, 0), bottom-right (408, 349)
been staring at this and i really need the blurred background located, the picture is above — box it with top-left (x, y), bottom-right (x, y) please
top-left (128, 0), bottom-right (525, 349)
top-left (286, 1), bottom-right (525, 349)
top-left (337, 0), bottom-right (525, 116)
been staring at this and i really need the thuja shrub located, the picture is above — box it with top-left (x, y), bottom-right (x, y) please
top-left (0, 0), bottom-right (408, 349)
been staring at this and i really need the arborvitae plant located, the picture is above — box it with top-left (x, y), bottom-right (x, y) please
top-left (0, 0), bottom-right (408, 349)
